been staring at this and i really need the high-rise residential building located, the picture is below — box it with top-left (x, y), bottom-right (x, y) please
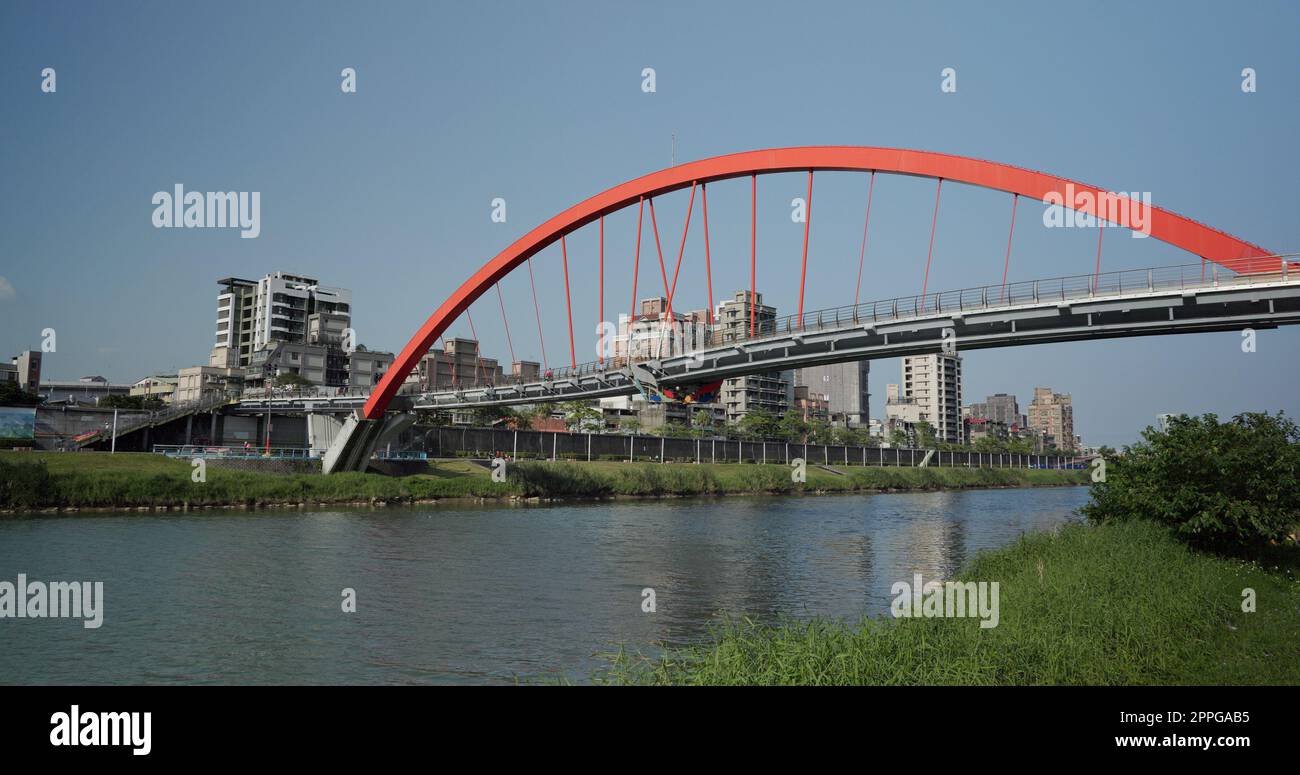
top-left (968, 392), bottom-right (1023, 429)
top-left (415, 338), bottom-right (506, 391)
top-left (795, 361), bottom-right (870, 426)
top-left (611, 297), bottom-right (710, 362)
top-left (1027, 386), bottom-right (1075, 451)
top-left (714, 291), bottom-right (791, 421)
top-left (211, 272), bottom-right (352, 369)
top-left (886, 354), bottom-right (963, 444)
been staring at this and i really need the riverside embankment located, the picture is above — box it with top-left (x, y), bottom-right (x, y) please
top-left (0, 452), bottom-right (1085, 512)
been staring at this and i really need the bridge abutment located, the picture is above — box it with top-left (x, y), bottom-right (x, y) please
top-left (321, 412), bottom-right (416, 474)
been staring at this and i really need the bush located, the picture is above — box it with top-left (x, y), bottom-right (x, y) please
top-left (0, 458), bottom-right (53, 509)
top-left (1082, 412), bottom-right (1300, 554)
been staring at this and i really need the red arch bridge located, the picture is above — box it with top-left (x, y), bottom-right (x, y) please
top-left (284, 146), bottom-right (1299, 473)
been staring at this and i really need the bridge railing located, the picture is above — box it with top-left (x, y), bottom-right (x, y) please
top-left (415, 256), bottom-right (1296, 396)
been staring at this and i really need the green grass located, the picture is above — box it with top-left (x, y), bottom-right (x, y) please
top-left (599, 520), bottom-right (1300, 685)
top-left (0, 452), bottom-right (513, 509)
top-left (505, 460), bottom-right (1084, 497)
top-left (0, 452), bottom-right (1083, 510)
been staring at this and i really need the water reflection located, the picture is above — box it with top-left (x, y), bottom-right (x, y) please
top-left (0, 487), bottom-right (1088, 684)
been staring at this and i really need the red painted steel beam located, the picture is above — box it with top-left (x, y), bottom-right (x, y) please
top-left (363, 146), bottom-right (1279, 419)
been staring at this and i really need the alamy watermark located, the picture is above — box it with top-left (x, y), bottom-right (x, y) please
top-left (1042, 183), bottom-right (1151, 238)
top-left (891, 572), bottom-right (999, 629)
top-left (0, 574), bottom-right (104, 629)
top-left (152, 184), bottom-right (260, 238)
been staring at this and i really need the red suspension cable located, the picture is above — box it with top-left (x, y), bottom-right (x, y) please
top-left (853, 171), bottom-right (876, 307)
top-left (702, 183), bottom-right (714, 325)
top-left (598, 215), bottom-right (604, 364)
top-left (921, 178), bottom-right (943, 300)
top-left (464, 307), bottom-right (487, 385)
top-left (1094, 219), bottom-right (1104, 285)
top-left (1001, 194), bottom-right (1018, 304)
top-left (796, 170), bottom-right (813, 327)
top-left (561, 234), bottom-right (576, 369)
top-left (527, 257), bottom-right (548, 372)
top-left (495, 283), bottom-right (516, 366)
top-left (666, 180), bottom-right (697, 317)
top-left (750, 173), bottom-right (757, 337)
top-left (630, 198), bottom-right (643, 321)
top-left (647, 199), bottom-right (672, 326)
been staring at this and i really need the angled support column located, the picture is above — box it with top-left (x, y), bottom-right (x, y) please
top-left (322, 411), bottom-right (416, 474)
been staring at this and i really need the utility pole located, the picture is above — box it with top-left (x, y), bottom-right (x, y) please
top-left (110, 408), bottom-right (118, 454)
top-left (671, 132), bottom-right (677, 167)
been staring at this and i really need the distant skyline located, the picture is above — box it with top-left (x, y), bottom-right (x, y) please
top-left (1, 1), bottom-right (1297, 447)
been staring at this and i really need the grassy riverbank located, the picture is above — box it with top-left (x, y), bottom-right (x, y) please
top-left (599, 520), bottom-right (1300, 685)
top-left (0, 452), bottom-right (1084, 511)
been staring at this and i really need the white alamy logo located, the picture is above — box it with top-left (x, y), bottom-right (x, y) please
top-left (0, 574), bottom-right (103, 629)
top-left (891, 573), bottom-right (1000, 629)
top-left (152, 184), bottom-right (260, 238)
top-left (50, 706), bottom-right (151, 756)
top-left (1042, 183), bottom-right (1151, 238)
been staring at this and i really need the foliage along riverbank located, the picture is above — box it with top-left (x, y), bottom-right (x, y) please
top-left (599, 520), bottom-right (1300, 685)
top-left (601, 412), bottom-right (1300, 686)
top-left (0, 452), bottom-right (1085, 512)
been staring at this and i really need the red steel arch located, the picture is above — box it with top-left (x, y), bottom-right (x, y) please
top-left (364, 145), bottom-right (1278, 419)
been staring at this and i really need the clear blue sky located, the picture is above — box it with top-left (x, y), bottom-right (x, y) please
top-left (1, 1), bottom-right (1296, 446)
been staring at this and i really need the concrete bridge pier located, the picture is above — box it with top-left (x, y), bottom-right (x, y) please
top-left (321, 411), bottom-right (416, 474)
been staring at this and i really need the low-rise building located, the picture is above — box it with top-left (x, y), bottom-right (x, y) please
top-left (792, 386), bottom-right (830, 424)
top-left (39, 376), bottom-right (132, 405)
top-left (129, 375), bottom-right (178, 403)
top-left (175, 366), bottom-right (244, 403)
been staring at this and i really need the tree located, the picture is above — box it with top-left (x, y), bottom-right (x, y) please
top-left (559, 401), bottom-right (602, 433)
top-left (914, 421), bottom-right (936, 449)
top-left (807, 419), bottom-right (835, 445)
top-left (690, 408), bottom-right (716, 438)
top-left (620, 416), bottom-right (642, 435)
top-left (0, 383), bottom-right (41, 406)
top-left (833, 425), bottom-right (866, 447)
top-left (737, 407), bottom-right (779, 441)
top-left (777, 411), bottom-right (808, 443)
top-left (654, 420), bottom-right (690, 438)
top-left (470, 405), bottom-right (517, 427)
top-left (1082, 412), bottom-right (1300, 554)
top-left (100, 394), bottom-right (147, 410)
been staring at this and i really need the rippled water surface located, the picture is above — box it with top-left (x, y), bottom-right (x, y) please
top-left (0, 487), bottom-right (1088, 684)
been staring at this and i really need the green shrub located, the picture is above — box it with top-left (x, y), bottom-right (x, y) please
top-left (0, 458), bottom-right (53, 509)
top-left (1082, 412), bottom-right (1300, 554)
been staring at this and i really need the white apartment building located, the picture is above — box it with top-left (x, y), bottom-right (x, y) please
top-left (885, 353), bottom-right (963, 444)
top-left (211, 272), bottom-right (352, 368)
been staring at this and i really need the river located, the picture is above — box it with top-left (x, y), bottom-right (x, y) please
top-left (0, 486), bottom-right (1089, 684)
